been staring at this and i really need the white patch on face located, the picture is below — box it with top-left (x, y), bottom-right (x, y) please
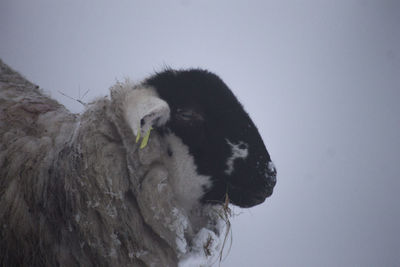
top-left (224, 139), bottom-right (249, 175)
top-left (123, 86), bottom-right (170, 137)
top-left (161, 133), bottom-right (211, 212)
top-left (267, 161), bottom-right (277, 182)
top-left (267, 161), bottom-right (276, 173)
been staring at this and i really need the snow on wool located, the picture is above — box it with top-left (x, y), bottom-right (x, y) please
top-left (0, 59), bottom-right (276, 266)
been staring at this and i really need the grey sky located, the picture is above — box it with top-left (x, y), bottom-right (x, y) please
top-left (1, 0), bottom-right (399, 266)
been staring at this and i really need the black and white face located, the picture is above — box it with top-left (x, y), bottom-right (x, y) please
top-left (144, 69), bottom-right (276, 208)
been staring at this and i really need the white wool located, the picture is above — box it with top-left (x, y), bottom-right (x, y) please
top-left (172, 207), bottom-right (189, 254)
top-left (225, 139), bottom-right (249, 175)
top-left (162, 133), bottom-right (212, 213)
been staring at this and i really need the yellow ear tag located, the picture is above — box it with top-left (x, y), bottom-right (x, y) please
top-left (140, 127), bottom-right (153, 149)
top-left (135, 123), bottom-right (141, 143)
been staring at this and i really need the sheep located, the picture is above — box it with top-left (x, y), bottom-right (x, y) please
top-left (0, 59), bottom-right (276, 267)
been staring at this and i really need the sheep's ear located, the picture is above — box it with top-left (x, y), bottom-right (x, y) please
top-left (123, 87), bottom-right (170, 141)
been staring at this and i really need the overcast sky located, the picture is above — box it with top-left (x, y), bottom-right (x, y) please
top-left (1, 0), bottom-right (399, 266)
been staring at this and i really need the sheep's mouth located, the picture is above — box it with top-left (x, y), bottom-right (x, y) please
top-left (201, 167), bottom-right (276, 208)
top-left (226, 164), bottom-right (276, 208)
top-left (226, 182), bottom-right (274, 208)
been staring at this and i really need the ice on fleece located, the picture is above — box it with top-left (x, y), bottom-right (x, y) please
top-left (178, 211), bottom-right (228, 267)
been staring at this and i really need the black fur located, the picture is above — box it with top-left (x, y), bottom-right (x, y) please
top-left (145, 69), bottom-right (276, 208)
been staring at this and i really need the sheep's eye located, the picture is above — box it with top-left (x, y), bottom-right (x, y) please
top-left (176, 109), bottom-right (204, 122)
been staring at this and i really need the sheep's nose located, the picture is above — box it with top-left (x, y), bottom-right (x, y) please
top-left (249, 161), bottom-right (277, 205)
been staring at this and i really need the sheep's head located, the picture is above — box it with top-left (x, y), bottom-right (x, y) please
top-left (124, 69), bottom-right (276, 209)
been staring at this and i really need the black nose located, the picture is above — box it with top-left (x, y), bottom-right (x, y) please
top-left (257, 161), bottom-right (277, 200)
top-left (232, 162), bottom-right (277, 208)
